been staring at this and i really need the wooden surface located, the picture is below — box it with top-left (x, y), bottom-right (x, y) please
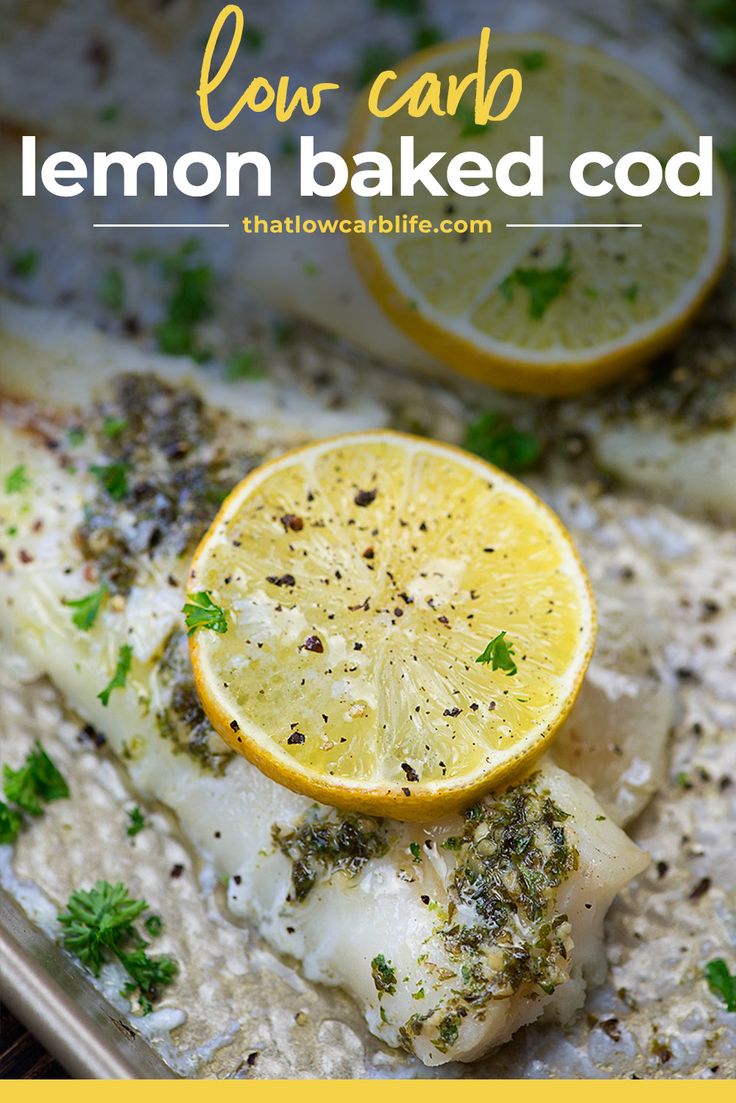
top-left (0, 1001), bottom-right (69, 1079)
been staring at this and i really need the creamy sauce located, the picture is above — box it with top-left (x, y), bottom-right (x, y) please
top-left (2, 474), bottom-right (735, 1077)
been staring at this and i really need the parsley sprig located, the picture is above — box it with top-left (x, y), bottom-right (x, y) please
top-left (5, 465), bottom-right (30, 494)
top-left (8, 249), bottom-right (39, 279)
top-left (59, 881), bottom-right (146, 974)
top-left (99, 268), bottom-right (125, 312)
top-left (706, 959), bottom-right (736, 1012)
top-left (500, 253), bottom-right (574, 320)
top-left (371, 953), bottom-right (397, 996)
top-left (126, 806), bottom-right (146, 837)
top-left (375, 0), bottom-right (423, 14)
top-left (694, 0), bottom-right (736, 67)
top-left (475, 631), bottom-right (518, 676)
top-left (1, 742), bottom-right (69, 843)
top-left (719, 143), bottom-right (736, 179)
top-left (182, 591), bottom-right (228, 637)
top-left (136, 240), bottom-right (214, 362)
top-left (357, 3), bottom-right (443, 86)
top-left (225, 351), bottom-right (265, 380)
top-left (98, 644), bottom-right (133, 707)
top-left (354, 42), bottom-right (400, 88)
top-left (3, 742), bottom-right (69, 816)
top-left (0, 802), bottom-right (22, 845)
top-left (90, 462), bottom-right (129, 502)
top-left (464, 411), bottom-right (541, 473)
top-left (103, 416), bottom-right (128, 440)
top-left (64, 584), bottom-right (108, 631)
top-left (457, 102), bottom-right (488, 137)
top-left (58, 880), bottom-right (177, 1014)
top-left (519, 50), bottom-right (547, 71)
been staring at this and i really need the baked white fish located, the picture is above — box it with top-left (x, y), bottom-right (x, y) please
top-left (0, 299), bottom-right (653, 1065)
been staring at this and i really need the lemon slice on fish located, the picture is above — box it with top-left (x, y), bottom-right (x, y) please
top-left (343, 34), bottom-right (730, 396)
top-left (189, 432), bottom-right (595, 819)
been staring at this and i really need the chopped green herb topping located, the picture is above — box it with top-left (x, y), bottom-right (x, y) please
top-left (98, 644), bottom-right (133, 707)
top-left (273, 811), bottom-right (390, 901)
top-left (156, 631), bottom-right (232, 774)
top-left (445, 777), bottom-right (576, 965)
top-left (371, 953), bottom-right (397, 996)
top-left (623, 283), bottom-right (640, 302)
top-left (244, 24), bottom-right (265, 51)
top-left (64, 584), bottom-right (108, 631)
top-left (695, 0), bottom-right (736, 67)
top-left (354, 42), bottom-right (400, 88)
top-left (152, 242), bottom-right (214, 360)
top-left (408, 775), bottom-right (577, 1054)
top-left (102, 416), bottom-right (128, 439)
top-left (8, 249), bottom-right (39, 278)
top-left (475, 631), bottom-right (517, 676)
top-left (90, 462), bottom-right (129, 502)
top-left (500, 253), bottom-right (573, 319)
top-left (519, 50), bottom-right (547, 71)
top-left (706, 959), bottom-right (736, 1012)
top-left (77, 375), bottom-right (260, 596)
top-left (5, 465), bottom-right (30, 494)
top-left (98, 103), bottom-right (122, 124)
top-left (463, 411), bottom-right (541, 473)
top-left (398, 1010), bottom-right (434, 1053)
top-left (718, 143), bottom-right (736, 179)
top-left (374, 0), bottom-right (423, 15)
top-left (135, 240), bottom-right (214, 361)
top-left (279, 133), bottom-right (298, 158)
top-left (2, 742), bottom-right (69, 816)
top-left (126, 806), bottom-right (146, 837)
top-left (0, 801), bottom-right (22, 844)
top-left (409, 841), bottom-right (422, 863)
top-left (225, 352), bottom-right (265, 380)
top-left (414, 24), bottom-right (443, 49)
top-left (68, 427), bottom-right (86, 447)
top-left (399, 777), bottom-right (578, 1055)
top-left (182, 591), bottom-right (228, 637)
top-left (456, 103), bottom-right (488, 137)
top-left (58, 880), bottom-right (177, 1014)
top-left (434, 1011), bottom-right (461, 1052)
top-left (272, 320), bottom-right (297, 349)
top-left (99, 268), bottom-right (125, 312)
top-left (144, 914), bottom-right (163, 937)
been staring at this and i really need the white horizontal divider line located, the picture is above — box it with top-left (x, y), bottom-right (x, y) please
top-left (92, 223), bottom-right (231, 228)
top-left (506, 222), bottom-right (643, 228)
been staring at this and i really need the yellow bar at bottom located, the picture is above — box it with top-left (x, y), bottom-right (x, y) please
top-left (4, 1078), bottom-right (734, 1096)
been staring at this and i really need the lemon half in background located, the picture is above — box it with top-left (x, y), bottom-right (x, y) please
top-left (343, 35), bottom-right (731, 396)
top-left (189, 432), bottom-right (596, 820)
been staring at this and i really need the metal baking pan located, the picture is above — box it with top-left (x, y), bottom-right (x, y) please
top-left (0, 888), bottom-right (175, 1079)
